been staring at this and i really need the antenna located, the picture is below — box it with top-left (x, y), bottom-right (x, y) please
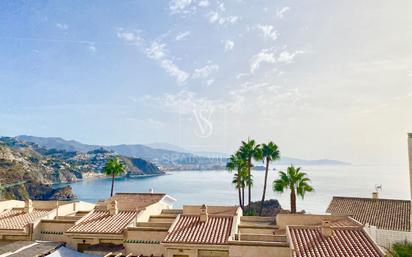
top-left (375, 185), bottom-right (382, 192)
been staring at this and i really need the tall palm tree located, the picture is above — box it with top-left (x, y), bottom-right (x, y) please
top-left (259, 142), bottom-right (280, 215)
top-left (103, 157), bottom-right (126, 197)
top-left (227, 152), bottom-right (246, 210)
top-left (273, 165), bottom-right (313, 213)
top-left (239, 138), bottom-right (261, 210)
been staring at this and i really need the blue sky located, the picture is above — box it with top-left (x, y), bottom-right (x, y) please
top-left (1, 0), bottom-right (412, 164)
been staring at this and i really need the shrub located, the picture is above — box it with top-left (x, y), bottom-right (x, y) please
top-left (390, 241), bottom-right (412, 257)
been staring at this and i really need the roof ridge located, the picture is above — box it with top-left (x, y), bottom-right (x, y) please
top-left (332, 196), bottom-right (411, 202)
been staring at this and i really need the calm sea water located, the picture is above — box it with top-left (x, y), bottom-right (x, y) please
top-left (69, 165), bottom-right (410, 214)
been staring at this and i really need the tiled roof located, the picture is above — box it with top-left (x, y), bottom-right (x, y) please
top-left (66, 211), bottom-right (136, 234)
top-left (327, 196), bottom-right (411, 231)
top-left (289, 226), bottom-right (384, 257)
top-left (0, 208), bottom-right (50, 230)
top-left (110, 193), bottom-right (166, 210)
top-left (163, 215), bottom-right (233, 245)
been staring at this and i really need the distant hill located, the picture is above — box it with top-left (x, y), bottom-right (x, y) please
top-left (146, 142), bottom-right (188, 153)
top-left (16, 135), bottom-right (350, 168)
top-left (17, 135), bottom-right (193, 161)
top-left (0, 137), bottom-right (164, 200)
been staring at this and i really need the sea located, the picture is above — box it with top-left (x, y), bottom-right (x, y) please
top-left (69, 164), bottom-right (410, 214)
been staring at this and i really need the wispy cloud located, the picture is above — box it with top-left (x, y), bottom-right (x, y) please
top-left (192, 63), bottom-right (219, 79)
top-left (169, 0), bottom-right (193, 14)
top-left (277, 50), bottom-right (305, 64)
top-left (223, 40), bottom-right (234, 51)
top-left (176, 31), bottom-right (191, 41)
top-left (145, 42), bottom-right (189, 84)
top-left (117, 29), bottom-right (189, 85)
top-left (88, 44), bottom-right (96, 53)
top-left (249, 48), bottom-right (277, 73)
top-left (257, 25), bottom-right (278, 41)
top-left (55, 23), bottom-right (68, 30)
top-left (208, 12), bottom-right (238, 26)
top-left (276, 6), bottom-right (290, 19)
top-left (198, 0), bottom-right (209, 7)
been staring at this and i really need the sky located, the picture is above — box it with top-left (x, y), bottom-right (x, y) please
top-left (0, 0), bottom-right (412, 165)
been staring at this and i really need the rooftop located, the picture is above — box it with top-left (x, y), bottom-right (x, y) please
top-left (94, 193), bottom-right (168, 211)
top-left (163, 215), bottom-right (233, 245)
top-left (66, 211), bottom-right (136, 234)
top-left (327, 196), bottom-right (411, 231)
top-left (0, 208), bottom-right (51, 230)
top-left (288, 226), bottom-right (384, 257)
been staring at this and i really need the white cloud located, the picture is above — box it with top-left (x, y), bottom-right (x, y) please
top-left (55, 23), bottom-right (68, 30)
top-left (198, 0), bottom-right (209, 7)
top-left (169, 0), bottom-right (193, 14)
top-left (143, 90), bottom-right (217, 114)
top-left (218, 3), bottom-right (225, 11)
top-left (145, 42), bottom-right (189, 84)
top-left (277, 6), bottom-right (290, 19)
top-left (206, 79), bottom-right (215, 85)
top-left (249, 48), bottom-right (277, 73)
top-left (257, 25), bottom-right (278, 41)
top-left (116, 30), bottom-right (142, 45)
top-left (277, 50), bottom-right (305, 64)
top-left (208, 12), bottom-right (238, 26)
top-left (224, 40), bottom-right (234, 51)
top-left (117, 30), bottom-right (189, 85)
top-left (88, 44), bottom-right (96, 53)
top-left (192, 63), bottom-right (219, 79)
top-left (176, 31), bottom-right (191, 41)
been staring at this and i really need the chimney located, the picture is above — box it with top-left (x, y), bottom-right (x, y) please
top-left (321, 220), bottom-right (333, 237)
top-left (108, 199), bottom-right (118, 215)
top-left (56, 201), bottom-right (60, 217)
top-left (408, 133), bottom-right (412, 200)
top-left (200, 204), bottom-right (208, 222)
top-left (24, 199), bottom-right (33, 214)
top-left (372, 191), bottom-right (378, 199)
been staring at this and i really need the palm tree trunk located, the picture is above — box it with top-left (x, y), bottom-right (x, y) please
top-left (242, 186), bottom-right (245, 211)
top-left (247, 157), bottom-right (251, 210)
top-left (290, 188), bottom-right (296, 213)
top-left (237, 174), bottom-right (243, 210)
top-left (259, 157), bottom-right (270, 216)
top-left (110, 172), bottom-right (115, 197)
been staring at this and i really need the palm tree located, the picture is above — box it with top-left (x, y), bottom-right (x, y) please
top-left (273, 165), bottom-right (313, 213)
top-left (103, 157), bottom-right (126, 197)
top-left (259, 142), bottom-right (280, 215)
top-left (239, 138), bottom-right (261, 210)
top-left (227, 153), bottom-right (246, 210)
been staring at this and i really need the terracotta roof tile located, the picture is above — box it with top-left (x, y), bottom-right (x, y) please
top-left (163, 215), bottom-right (233, 245)
top-left (0, 209), bottom-right (51, 230)
top-left (66, 211), bottom-right (136, 234)
top-left (327, 196), bottom-right (411, 231)
top-left (289, 226), bottom-right (384, 257)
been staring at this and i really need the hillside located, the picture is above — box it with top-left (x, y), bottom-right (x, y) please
top-left (0, 137), bottom-right (164, 200)
top-left (16, 136), bottom-right (350, 169)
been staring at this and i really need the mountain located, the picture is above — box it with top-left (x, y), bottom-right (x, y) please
top-left (146, 142), bottom-right (188, 153)
top-left (17, 136), bottom-right (193, 162)
top-left (276, 157), bottom-right (350, 166)
top-left (17, 135), bottom-right (98, 152)
top-left (0, 137), bottom-right (164, 200)
top-left (16, 135), bottom-right (350, 169)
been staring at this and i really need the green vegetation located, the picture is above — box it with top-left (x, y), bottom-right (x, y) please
top-left (238, 139), bottom-right (261, 211)
top-left (226, 152), bottom-right (247, 210)
top-left (259, 142), bottom-right (280, 216)
top-left (273, 165), bottom-right (314, 213)
top-left (103, 157), bottom-right (126, 197)
top-left (389, 241), bottom-right (412, 257)
top-left (228, 139), bottom-right (282, 215)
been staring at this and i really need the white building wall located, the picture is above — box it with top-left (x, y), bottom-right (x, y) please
top-left (364, 225), bottom-right (412, 248)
